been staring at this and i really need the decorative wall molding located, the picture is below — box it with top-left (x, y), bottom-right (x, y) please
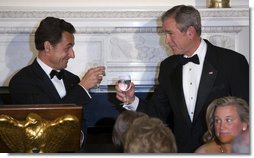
top-left (203, 26), bottom-right (243, 33)
top-left (0, 10), bottom-right (162, 19)
top-left (0, 8), bottom-right (249, 19)
top-left (0, 26), bottom-right (245, 34)
top-left (0, 8), bottom-right (249, 92)
top-left (200, 8), bottom-right (249, 17)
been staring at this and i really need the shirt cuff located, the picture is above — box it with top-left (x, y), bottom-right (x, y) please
top-left (122, 96), bottom-right (139, 111)
top-left (78, 84), bottom-right (92, 99)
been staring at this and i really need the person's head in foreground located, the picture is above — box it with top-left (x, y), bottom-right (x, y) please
top-left (124, 116), bottom-right (177, 153)
top-left (112, 111), bottom-right (148, 152)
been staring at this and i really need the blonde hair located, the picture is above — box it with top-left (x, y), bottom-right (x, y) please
top-left (112, 111), bottom-right (148, 151)
top-left (124, 117), bottom-right (177, 153)
top-left (203, 96), bottom-right (249, 143)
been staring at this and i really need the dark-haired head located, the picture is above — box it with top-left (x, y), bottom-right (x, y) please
top-left (35, 17), bottom-right (76, 51)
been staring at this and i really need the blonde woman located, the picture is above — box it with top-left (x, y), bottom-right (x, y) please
top-left (195, 96), bottom-right (249, 153)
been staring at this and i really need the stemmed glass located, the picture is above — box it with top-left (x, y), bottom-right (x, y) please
top-left (118, 75), bottom-right (131, 104)
top-left (91, 62), bottom-right (105, 92)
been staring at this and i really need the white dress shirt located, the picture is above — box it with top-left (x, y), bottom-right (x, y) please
top-left (182, 39), bottom-right (207, 121)
top-left (37, 58), bottom-right (66, 98)
top-left (37, 58), bottom-right (92, 99)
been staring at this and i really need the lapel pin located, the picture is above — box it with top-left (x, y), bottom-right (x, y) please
top-left (208, 71), bottom-right (213, 75)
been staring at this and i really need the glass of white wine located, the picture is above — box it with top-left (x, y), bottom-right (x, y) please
top-left (118, 75), bottom-right (131, 104)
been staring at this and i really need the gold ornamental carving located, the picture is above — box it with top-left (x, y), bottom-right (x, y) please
top-left (208, 0), bottom-right (230, 8)
top-left (0, 113), bottom-right (79, 153)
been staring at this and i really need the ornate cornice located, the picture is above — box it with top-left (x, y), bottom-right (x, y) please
top-left (0, 8), bottom-right (249, 18)
top-left (0, 27), bottom-right (32, 34)
top-left (0, 26), bottom-right (245, 34)
top-left (202, 26), bottom-right (244, 33)
top-left (76, 27), bottom-right (161, 34)
top-left (0, 8), bottom-right (249, 34)
top-left (199, 8), bottom-right (249, 18)
top-left (0, 10), bottom-right (162, 19)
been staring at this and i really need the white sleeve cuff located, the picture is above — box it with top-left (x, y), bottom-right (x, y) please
top-left (78, 84), bottom-right (92, 99)
top-left (122, 96), bottom-right (139, 111)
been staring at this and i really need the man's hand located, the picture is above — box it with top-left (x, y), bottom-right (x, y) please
top-left (79, 66), bottom-right (105, 89)
top-left (115, 82), bottom-right (135, 104)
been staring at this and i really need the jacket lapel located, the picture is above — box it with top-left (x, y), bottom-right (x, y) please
top-left (62, 71), bottom-right (75, 92)
top-left (31, 59), bottom-right (62, 101)
top-left (193, 46), bottom-right (218, 123)
top-left (170, 63), bottom-right (192, 125)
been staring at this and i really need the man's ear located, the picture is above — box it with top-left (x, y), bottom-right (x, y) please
top-left (187, 26), bottom-right (195, 39)
top-left (44, 41), bottom-right (52, 53)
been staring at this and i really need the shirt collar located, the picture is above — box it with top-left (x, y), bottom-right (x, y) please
top-left (183, 39), bottom-right (207, 65)
top-left (36, 57), bottom-right (54, 78)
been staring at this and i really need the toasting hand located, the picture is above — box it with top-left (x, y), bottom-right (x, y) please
top-left (79, 66), bottom-right (105, 90)
top-left (115, 81), bottom-right (135, 105)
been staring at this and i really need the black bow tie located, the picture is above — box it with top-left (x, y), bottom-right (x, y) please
top-left (180, 54), bottom-right (200, 65)
top-left (50, 70), bottom-right (64, 80)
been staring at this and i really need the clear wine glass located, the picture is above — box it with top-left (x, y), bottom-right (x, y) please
top-left (91, 62), bottom-right (105, 92)
top-left (118, 75), bottom-right (131, 104)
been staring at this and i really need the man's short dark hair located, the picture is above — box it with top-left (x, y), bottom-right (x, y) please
top-left (35, 17), bottom-right (76, 51)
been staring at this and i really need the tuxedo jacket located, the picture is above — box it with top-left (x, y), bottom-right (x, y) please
top-left (0, 97), bottom-right (3, 105)
top-left (9, 59), bottom-right (91, 105)
top-left (137, 39), bottom-right (249, 153)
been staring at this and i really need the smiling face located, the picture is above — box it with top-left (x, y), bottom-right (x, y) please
top-left (46, 31), bottom-right (75, 70)
top-left (214, 105), bottom-right (248, 144)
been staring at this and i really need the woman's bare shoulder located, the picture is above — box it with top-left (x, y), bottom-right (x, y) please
top-left (195, 141), bottom-right (218, 153)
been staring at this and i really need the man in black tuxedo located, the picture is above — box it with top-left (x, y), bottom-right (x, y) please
top-left (115, 5), bottom-right (249, 153)
top-left (9, 17), bottom-right (105, 152)
top-left (9, 17), bottom-right (105, 106)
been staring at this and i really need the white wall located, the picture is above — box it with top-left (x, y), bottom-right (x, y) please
top-left (0, 0), bottom-right (249, 89)
top-left (0, 8), bottom-right (249, 89)
top-left (0, 0), bottom-right (195, 8)
top-left (0, 0), bottom-right (248, 8)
